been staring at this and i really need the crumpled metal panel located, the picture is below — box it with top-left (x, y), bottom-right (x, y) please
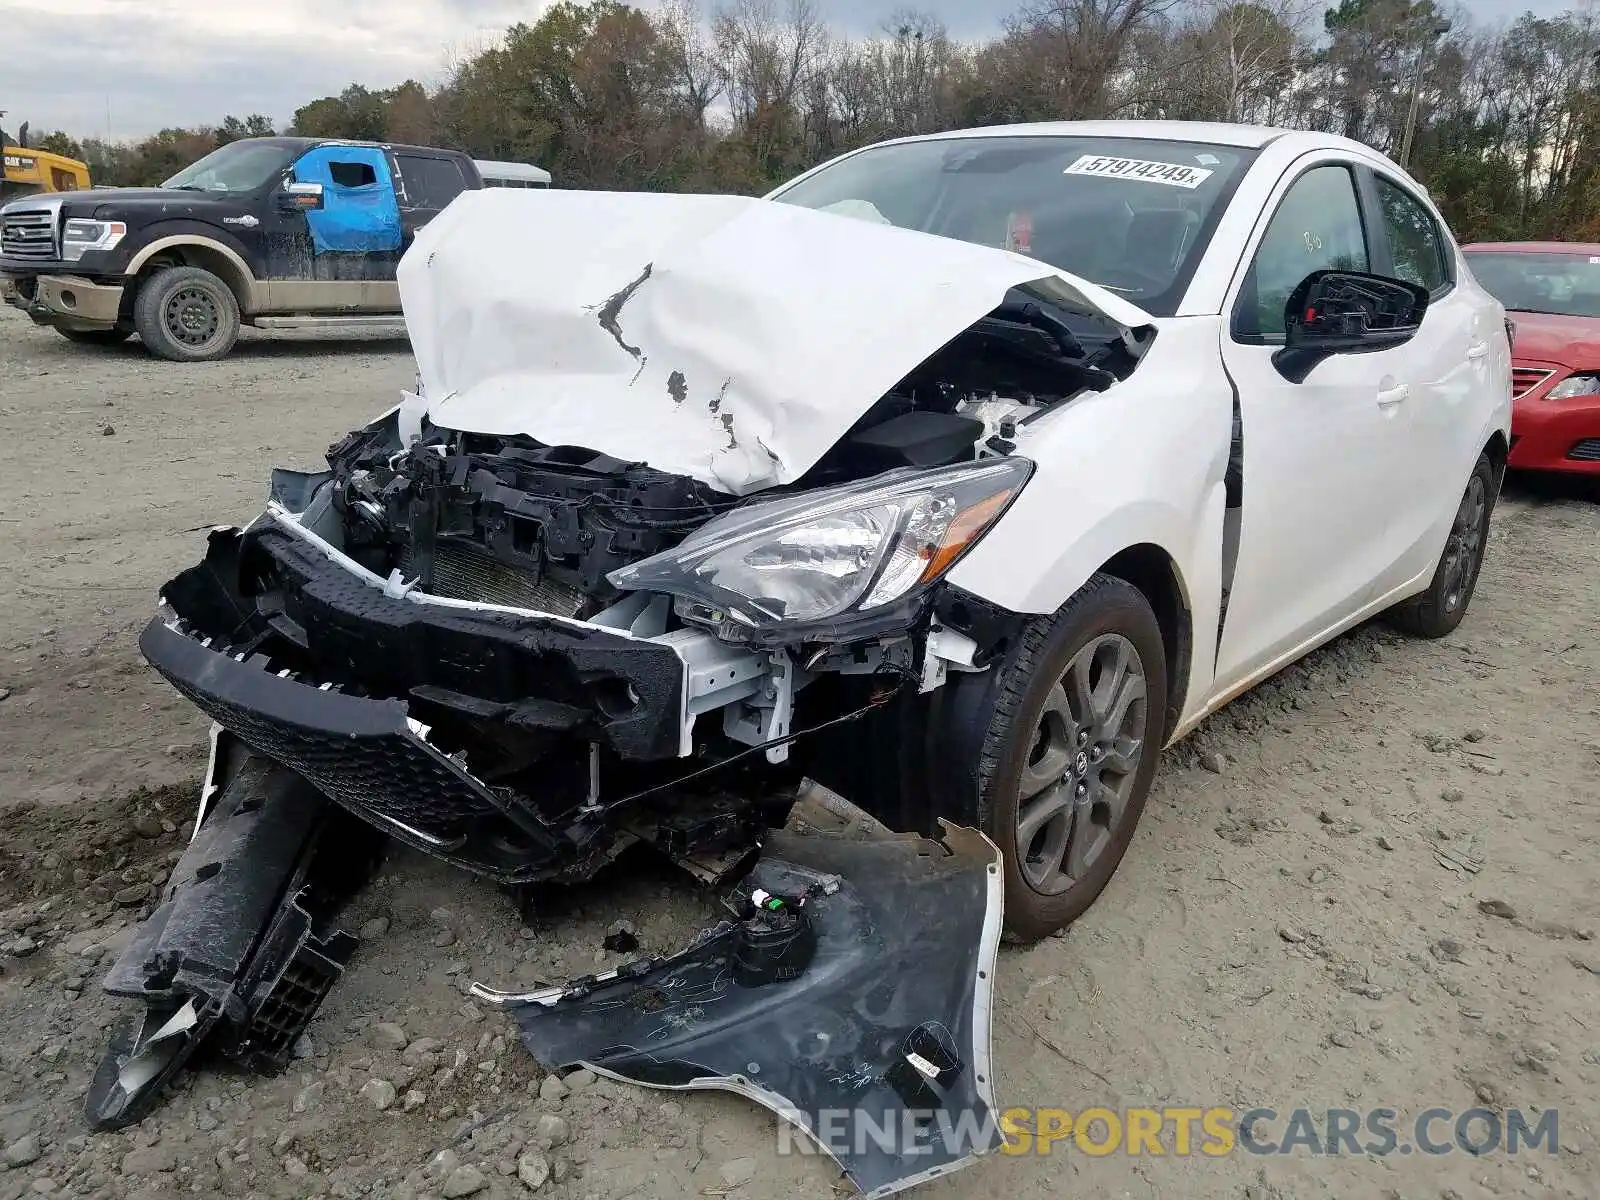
top-left (398, 189), bottom-right (1151, 495)
top-left (475, 822), bottom-right (1004, 1197)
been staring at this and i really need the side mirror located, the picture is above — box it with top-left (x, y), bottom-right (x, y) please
top-left (1272, 269), bottom-right (1429, 383)
top-left (278, 180), bottom-right (324, 212)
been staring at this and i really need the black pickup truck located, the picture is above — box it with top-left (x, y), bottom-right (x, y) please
top-left (0, 137), bottom-right (484, 360)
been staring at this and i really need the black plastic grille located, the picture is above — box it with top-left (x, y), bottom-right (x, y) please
top-left (1569, 438), bottom-right (1600, 462)
top-left (155, 665), bottom-right (498, 841)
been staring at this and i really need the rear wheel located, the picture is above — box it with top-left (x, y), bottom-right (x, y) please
top-left (57, 326), bottom-right (132, 346)
top-left (132, 266), bottom-right (241, 362)
top-left (1386, 452), bottom-right (1496, 639)
top-left (974, 574), bottom-right (1168, 942)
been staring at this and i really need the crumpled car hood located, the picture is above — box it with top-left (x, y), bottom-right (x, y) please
top-left (398, 190), bottom-right (1153, 495)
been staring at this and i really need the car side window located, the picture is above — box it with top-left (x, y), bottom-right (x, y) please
top-left (328, 160), bottom-right (378, 189)
top-left (1374, 175), bottom-right (1449, 294)
top-left (397, 155), bottom-right (469, 210)
top-left (1235, 164), bottom-right (1369, 340)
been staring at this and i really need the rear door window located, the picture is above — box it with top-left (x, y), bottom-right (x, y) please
top-left (1374, 176), bottom-right (1450, 295)
top-left (397, 155), bottom-right (470, 210)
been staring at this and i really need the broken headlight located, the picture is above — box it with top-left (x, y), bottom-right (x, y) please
top-left (608, 458), bottom-right (1032, 628)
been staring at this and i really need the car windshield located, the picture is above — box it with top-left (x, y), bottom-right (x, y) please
top-left (1464, 250), bottom-right (1600, 318)
top-left (769, 134), bottom-right (1253, 316)
top-left (162, 141), bottom-right (295, 193)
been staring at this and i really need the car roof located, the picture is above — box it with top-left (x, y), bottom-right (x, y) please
top-left (890, 120), bottom-right (1371, 155)
top-left (1462, 240), bottom-right (1600, 255)
top-left (232, 136), bottom-right (461, 157)
top-left (475, 159), bottom-right (552, 182)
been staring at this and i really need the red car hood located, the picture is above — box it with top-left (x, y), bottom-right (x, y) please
top-left (1508, 310), bottom-right (1600, 368)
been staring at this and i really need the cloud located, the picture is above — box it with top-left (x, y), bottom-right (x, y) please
top-left (6, 0), bottom-right (1535, 141)
top-left (6, 0), bottom-right (532, 138)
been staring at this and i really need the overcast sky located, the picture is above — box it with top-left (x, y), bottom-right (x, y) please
top-left (3, 0), bottom-right (1579, 141)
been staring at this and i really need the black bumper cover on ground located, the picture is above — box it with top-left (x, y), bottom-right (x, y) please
top-left (487, 823), bottom-right (1004, 1197)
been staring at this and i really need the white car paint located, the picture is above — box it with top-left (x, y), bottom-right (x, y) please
top-left (398, 120), bottom-right (1511, 751)
top-left (931, 124), bottom-right (1512, 739)
top-left (398, 189), bottom-right (1151, 496)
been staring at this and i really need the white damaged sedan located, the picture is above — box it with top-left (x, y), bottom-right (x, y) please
top-left (97, 122), bottom-right (1511, 1164)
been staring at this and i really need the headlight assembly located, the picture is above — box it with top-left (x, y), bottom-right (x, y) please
top-left (62, 218), bottom-right (127, 262)
top-left (608, 457), bottom-right (1033, 630)
top-left (1545, 373), bottom-right (1600, 400)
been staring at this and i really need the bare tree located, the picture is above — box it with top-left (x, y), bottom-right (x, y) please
top-left (1004, 0), bottom-right (1184, 118)
top-left (658, 0), bottom-right (725, 127)
top-left (712, 0), bottom-right (830, 178)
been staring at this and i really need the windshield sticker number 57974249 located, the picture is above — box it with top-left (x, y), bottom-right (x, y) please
top-left (1063, 155), bottom-right (1214, 189)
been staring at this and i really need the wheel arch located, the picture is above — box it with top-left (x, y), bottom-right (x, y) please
top-left (1097, 543), bottom-right (1192, 745)
top-left (1482, 428), bottom-right (1509, 490)
top-left (125, 237), bottom-right (259, 317)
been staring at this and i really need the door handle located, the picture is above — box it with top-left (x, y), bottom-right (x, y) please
top-left (1377, 383), bottom-right (1409, 407)
top-left (1467, 342), bottom-right (1489, 361)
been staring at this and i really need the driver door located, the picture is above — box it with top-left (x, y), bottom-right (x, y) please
top-left (1213, 158), bottom-right (1418, 693)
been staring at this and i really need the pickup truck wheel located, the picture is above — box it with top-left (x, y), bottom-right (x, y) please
top-left (132, 266), bottom-right (241, 362)
top-left (974, 574), bottom-right (1167, 942)
top-left (57, 327), bottom-right (132, 346)
top-left (1385, 452), bottom-right (1496, 639)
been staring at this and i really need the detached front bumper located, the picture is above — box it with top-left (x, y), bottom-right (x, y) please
top-left (2, 272), bottom-right (124, 329)
top-left (141, 513), bottom-right (782, 882)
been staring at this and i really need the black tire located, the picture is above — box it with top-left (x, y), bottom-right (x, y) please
top-left (57, 326), bottom-right (132, 346)
top-left (1386, 452), bottom-right (1496, 639)
top-left (132, 265), bottom-right (241, 362)
top-left (973, 574), bottom-right (1168, 942)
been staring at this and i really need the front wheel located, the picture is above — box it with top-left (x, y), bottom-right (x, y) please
top-left (974, 574), bottom-right (1168, 942)
top-left (57, 326), bottom-right (132, 347)
top-left (1386, 452), bottom-right (1496, 639)
top-left (132, 265), bottom-right (241, 362)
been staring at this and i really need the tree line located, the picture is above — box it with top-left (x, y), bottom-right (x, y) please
top-left (26, 0), bottom-right (1600, 243)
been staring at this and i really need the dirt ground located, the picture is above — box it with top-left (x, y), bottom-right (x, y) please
top-left (1, 303), bottom-right (1597, 1200)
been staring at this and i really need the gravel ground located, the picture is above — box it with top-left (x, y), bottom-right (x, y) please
top-left (1, 305), bottom-right (1597, 1200)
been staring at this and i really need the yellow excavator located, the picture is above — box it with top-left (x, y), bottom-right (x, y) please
top-left (1, 112), bottom-right (91, 203)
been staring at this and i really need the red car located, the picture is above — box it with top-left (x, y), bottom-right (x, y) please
top-left (1462, 241), bottom-right (1600, 474)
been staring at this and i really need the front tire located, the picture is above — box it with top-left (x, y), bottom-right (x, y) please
top-left (132, 266), bottom-right (241, 362)
top-left (974, 574), bottom-right (1168, 942)
top-left (1386, 452), bottom-right (1496, 639)
top-left (57, 326), bottom-right (132, 346)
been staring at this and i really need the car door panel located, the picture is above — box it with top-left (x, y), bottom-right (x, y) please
top-left (262, 146), bottom-right (402, 312)
top-left (1212, 158), bottom-right (1412, 693)
top-left (1365, 171), bottom-right (1488, 586)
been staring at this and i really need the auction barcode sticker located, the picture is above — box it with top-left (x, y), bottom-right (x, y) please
top-left (1064, 155), bottom-right (1214, 189)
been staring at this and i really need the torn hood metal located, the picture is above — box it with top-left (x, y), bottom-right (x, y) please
top-left (398, 190), bottom-right (1154, 495)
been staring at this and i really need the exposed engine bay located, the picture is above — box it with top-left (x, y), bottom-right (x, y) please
top-left (92, 188), bottom-right (1154, 1197)
top-left (137, 285), bottom-right (1141, 886)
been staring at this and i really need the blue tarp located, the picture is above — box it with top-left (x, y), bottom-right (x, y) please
top-left (291, 146), bottom-right (402, 254)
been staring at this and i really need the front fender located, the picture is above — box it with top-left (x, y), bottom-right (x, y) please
top-left (944, 317), bottom-right (1234, 725)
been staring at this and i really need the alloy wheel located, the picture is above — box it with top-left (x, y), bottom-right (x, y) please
top-left (1014, 633), bottom-right (1149, 896)
top-left (1440, 473), bottom-right (1488, 612)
